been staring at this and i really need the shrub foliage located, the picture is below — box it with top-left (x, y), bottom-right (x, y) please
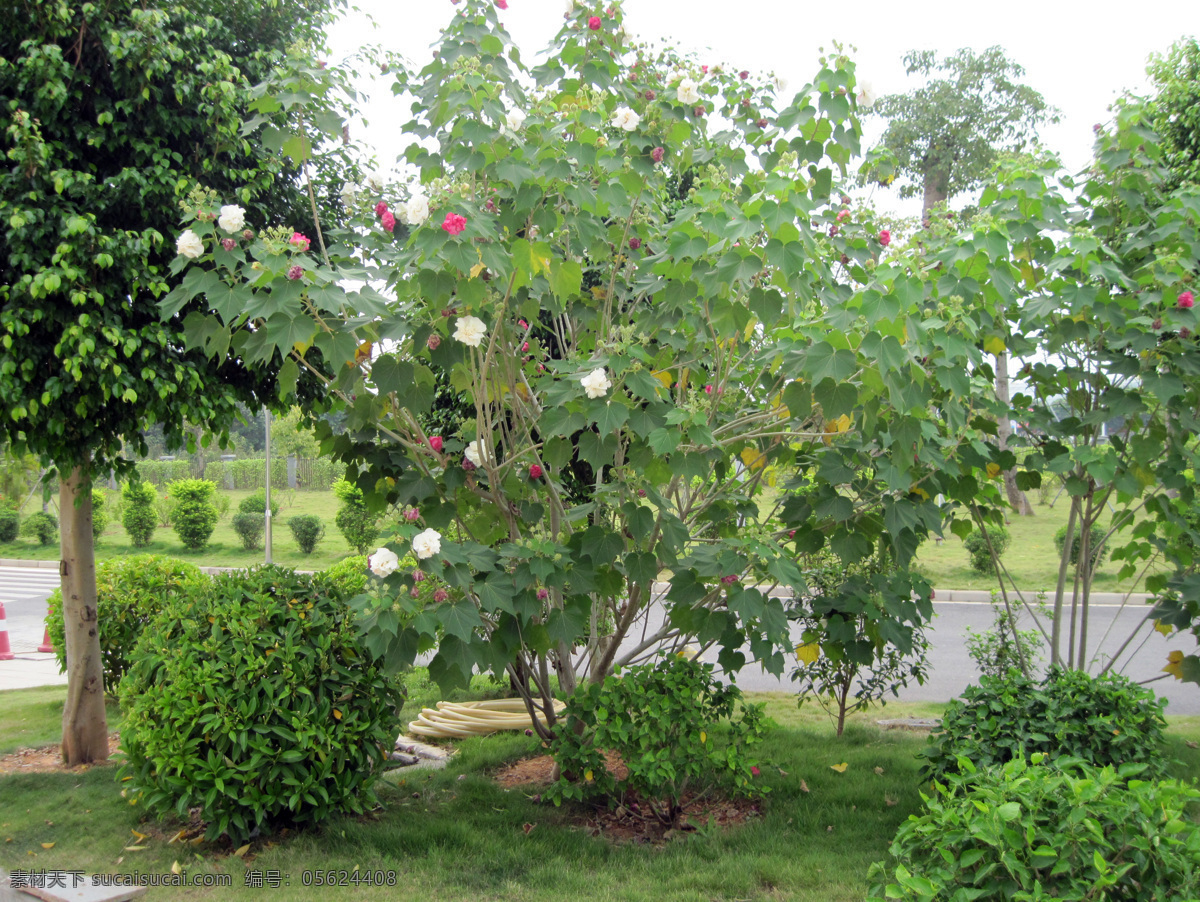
top-left (287, 514), bottom-right (324, 554)
top-left (121, 480), bottom-right (158, 547)
top-left (166, 478), bottom-right (219, 550)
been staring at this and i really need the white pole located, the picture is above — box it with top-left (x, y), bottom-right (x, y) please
top-left (264, 407), bottom-right (272, 564)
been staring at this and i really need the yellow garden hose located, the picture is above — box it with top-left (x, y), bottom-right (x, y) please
top-left (407, 698), bottom-right (566, 739)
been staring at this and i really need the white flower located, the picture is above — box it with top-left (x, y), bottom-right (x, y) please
top-left (464, 439), bottom-right (489, 467)
top-left (365, 172), bottom-right (385, 192)
top-left (857, 80), bottom-right (876, 110)
top-left (339, 183), bottom-right (359, 207)
top-left (505, 108), bottom-right (527, 132)
top-left (368, 547), bottom-right (399, 578)
top-left (176, 230), bottom-right (204, 259)
top-left (412, 528), bottom-right (442, 561)
top-left (581, 367), bottom-right (612, 399)
top-left (677, 77), bottom-right (700, 105)
top-left (404, 194), bottom-right (430, 227)
top-left (610, 106), bottom-right (640, 132)
top-left (773, 75), bottom-right (789, 95)
top-left (565, 0), bottom-right (575, 13)
top-left (453, 315), bottom-right (487, 348)
top-left (217, 204), bottom-right (246, 234)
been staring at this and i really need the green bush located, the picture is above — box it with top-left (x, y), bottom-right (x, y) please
top-left (121, 481), bottom-right (158, 547)
top-left (962, 524), bottom-right (1010, 574)
top-left (867, 755), bottom-right (1200, 901)
top-left (21, 511), bottom-right (58, 545)
top-left (0, 506), bottom-right (18, 543)
top-left (238, 489), bottom-right (280, 520)
top-left (332, 478), bottom-right (378, 554)
top-left (213, 491), bottom-right (231, 521)
top-left (547, 656), bottom-right (769, 825)
top-left (288, 514), bottom-right (325, 554)
top-left (1054, 523), bottom-right (1108, 572)
top-left (45, 555), bottom-right (207, 694)
top-left (963, 595), bottom-right (1043, 679)
top-left (230, 511), bottom-right (264, 550)
top-left (166, 478), bottom-right (218, 551)
top-left (321, 555), bottom-right (368, 597)
top-left (118, 565), bottom-right (404, 842)
top-left (91, 488), bottom-right (108, 539)
top-left (919, 669), bottom-right (1168, 784)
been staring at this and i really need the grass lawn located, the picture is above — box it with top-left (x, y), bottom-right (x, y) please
top-left (913, 495), bottom-right (1167, 594)
top-left (3, 678), bottom-right (1199, 901)
top-left (1, 489), bottom-right (357, 571)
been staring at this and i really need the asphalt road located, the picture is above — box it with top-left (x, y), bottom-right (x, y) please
top-left (2, 566), bottom-right (1197, 715)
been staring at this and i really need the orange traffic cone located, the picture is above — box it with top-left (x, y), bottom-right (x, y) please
top-left (38, 625), bottom-right (54, 654)
top-left (0, 601), bottom-right (15, 661)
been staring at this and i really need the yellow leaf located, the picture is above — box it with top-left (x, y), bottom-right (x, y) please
top-left (234, 843), bottom-right (251, 858)
top-left (167, 830), bottom-right (186, 845)
top-left (589, 286), bottom-right (607, 301)
top-left (652, 369), bottom-right (673, 390)
top-left (1164, 649), bottom-right (1185, 680)
top-left (909, 484), bottom-right (930, 500)
top-left (700, 731), bottom-right (707, 744)
top-left (1154, 620), bottom-right (1173, 637)
top-left (130, 829), bottom-right (147, 842)
top-left (124, 845), bottom-right (147, 851)
top-left (795, 641), bottom-right (820, 665)
top-left (830, 762), bottom-right (848, 773)
top-left (333, 708), bottom-right (342, 720)
top-left (584, 769), bottom-right (594, 783)
top-left (740, 447), bottom-right (767, 471)
top-left (983, 335), bottom-right (1006, 355)
top-left (354, 340), bottom-right (372, 365)
top-left (41, 842), bottom-right (54, 849)
top-left (171, 861), bottom-right (182, 875)
top-left (986, 463), bottom-right (1001, 479)
top-left (469, 262), bottom-right (486, 280)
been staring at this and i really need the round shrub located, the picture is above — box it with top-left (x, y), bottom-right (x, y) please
top-left (322, 555), bottom-right (368, 597)
top-left (332, 478), bottom-right (378, 554)
top-left (121, 480), bottom-right (158, 547)
top-left (21, 511), bottom-right (58, 545)
top-left (962, 524), bottom-right (1010, 574)
top-left (166, 478), bottom-right (218, 550)
top-left (1054, 523), bottom-right (1108, 572)
top-left (287, 514), bottom-right (325, 554)
top-left (868, 755), bottom-right (1200, 901)
top-left (919, 668), bottom-right (1168, 784)
top-left (0, 506), bottom-right (19, 543)
top-left (238, 489), bottom-right (280, 520)
top-left (118, 565), bottom-right (404, 842)
top-left (91, 488), bottom-right (108, 539)
top-left (230, 511), bottom-right (264, 550)
top-left (45, 554), bottom-right (207, 694)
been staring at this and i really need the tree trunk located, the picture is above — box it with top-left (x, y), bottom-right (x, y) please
top-left (994, 350), bottom-right (1034, 516)
top-left (60, 464), bottom-right (108, 764)
top-left (921, 170), bottom-right (948, 219)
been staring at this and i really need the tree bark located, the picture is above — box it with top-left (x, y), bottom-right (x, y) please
top-left (994, 350), bottom-right (1034, 516)
top-left (60, 464), bottom-right (108, 764)
top-left (921, 170), bottom-right (948, 219)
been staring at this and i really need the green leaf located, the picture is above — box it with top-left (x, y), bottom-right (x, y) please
top-left (804, 342), bottom-right (858, 383)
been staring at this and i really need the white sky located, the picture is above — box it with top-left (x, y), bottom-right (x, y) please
top-left (327, 0), bottom-right (1195, 219)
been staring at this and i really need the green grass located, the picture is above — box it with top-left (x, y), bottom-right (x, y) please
top-left (914, 495), bottom-right (1166, 593)
top-left (1, 489), bottom-right (357, 570)
top-left (3, 680), bottom-right (1198, 901)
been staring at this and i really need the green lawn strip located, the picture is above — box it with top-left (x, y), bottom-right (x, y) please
top-left (0, 489), bottom-right (355, 570)
top-left (0, 687), bottom-right (121, 756)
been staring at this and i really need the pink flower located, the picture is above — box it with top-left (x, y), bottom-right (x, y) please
top-left (429, 436), bottom-right (444, 452)
top-left (529, 464), bottom-right (543, 479)
top-left (651, 146), bottom-right (665, 163)
top-left (693, 106), bottom-right (705, 117)
top-left (518, 319), bottom-right (529, 329)
top-left (629, 237), bottom-right (641, 249)
top-left (375, 201), bottom-right (388, 217)
top-left (756, 118), bottom-right (768, 128)
top-left (588, 15), bottom-right (601, 29)
top-left (433, 588), bottom-right (449, 603)
top-left (442, 212), bottom-right (467, 235)
top-left (221, 238), bottom-right (236, 252)
top-left (381, 211), bottom-right (396, 232)
top-left (286, 264), bottom-right (303, 280)
top-left (721, 574), bottom-right (738, 585)
top-left (704, 384), bottom-right (713, 394)
top-left (404, 508), bottom-right (420, 522)
top-left (496, 0), bottom-right (508, 7)
top-left (644, 90), bottom-right (656, 101)
top-left (427, 334), bottom-right (441, 351)
top-left (412, 570), bottom-right (426, 582)
top-left (750, 765), bottom-right (760, 777)
top-left (242, 229), bottom-right (255, 242)
top-left (1179, 291), bottom-right (1195, 309)
top-left (879, 229), bottom-right (892, 247)
top-left (701, 65), bottom-right (708, 74)
top-left (739, 70), bottom-right (749, 80)
top-left (521, 341), bottom-right (529, 351)
top-left (289, 232), bottom-right (310, 251)
top-left (537, 588), bottom-right (550, 601)
top-left (836, 209), bottom-right (850, 222)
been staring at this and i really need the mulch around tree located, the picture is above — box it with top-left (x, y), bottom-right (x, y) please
top-left (0, 733), bottom-right (121, 776)
top-left (493, 751), bottom-right (762, 844)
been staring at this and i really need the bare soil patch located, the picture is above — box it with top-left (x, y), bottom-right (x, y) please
top-left (0, 733), bottom-right (121, 775)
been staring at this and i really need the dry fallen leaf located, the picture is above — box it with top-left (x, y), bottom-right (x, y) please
top-left (826, 825), bottom-right (834, 832)
top-left (830, 762), bottom-right (848, 773)
top-left (131, 829), bottom-right (148, 841)
top-left (874, 766), bottom-right (885, 775)
top-left (123, 845), bottom-right (147, 852)
top-left (41, 842), bottom-right (55, 849)
top-left (522, 823), bottom-right (536, 835)
top-left (167, 829), bottom-right (186, 845)
top-left (171, 861), bottom-right (182, 875)
top-left (1187, 741), bottom-right (1198, 750)
top-left (799, 779), bottom-right (810, 793)
top-left (885, 794), bottom-right (898, 807)
top-left (233, 843), bottom-right (251, 858)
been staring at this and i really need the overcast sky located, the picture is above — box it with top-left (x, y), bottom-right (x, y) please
top-left (327, 0), bottom-right (1194, 218)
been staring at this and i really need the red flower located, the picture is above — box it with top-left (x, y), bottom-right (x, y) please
top-left (739, 70), bottom-right (749, 80)
top-left (750, 766), bottom-right (760, 777)
top-left (286, 264), bottom-right (303, 280)
top-left (427, 334), bottom-right (441, 351)
top-left (879, 229), bottom-right (892, 247)
top-left (651, 146), bottom-right (665, 163)
top-left (442, 212), bottom-right (467, 235)
top-left (432, 588), bottom-right (449, 603)
top-left (289, 231), bottom-right (310, 251)
top-left (529, 464), bottom-right (543, 479)
top-left (429, 436), bottom-right (444, 452)
top-left (381, 211), bottom-right (396, 233)
top-left (629, 237), bottom-right (641, 250)
top-left (1179, 291), bottom-right (1195, 309)
top-left (756, 118), bottom-right (768, 128)
top-left (588, 15), bottom-right (601, 29)
top-left (374, 201), bottom-right (388, 217)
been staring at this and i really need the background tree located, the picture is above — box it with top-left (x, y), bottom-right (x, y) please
top-left (1145, 37), bottom-right (1200, 191)
top-left (0, 0), bottom-right (342, 763)
top-left (866, 46), bottom-right (1057, 517)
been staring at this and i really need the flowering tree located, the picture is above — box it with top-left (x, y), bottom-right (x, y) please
top-left (171, 1), bottom-right (1014, 728)
top-left (0, 0), bottom-right (343, 763)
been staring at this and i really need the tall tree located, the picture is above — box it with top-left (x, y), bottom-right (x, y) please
top-left (1145, 37), bottom-right (1200, 190)
top-left (867, 46), bottom-right (1056, 516)
top-left (0, 0), bottom-right (340, 763)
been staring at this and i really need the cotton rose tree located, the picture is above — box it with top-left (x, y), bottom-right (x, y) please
top-left (169, 1), bottom-right (977, 726)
